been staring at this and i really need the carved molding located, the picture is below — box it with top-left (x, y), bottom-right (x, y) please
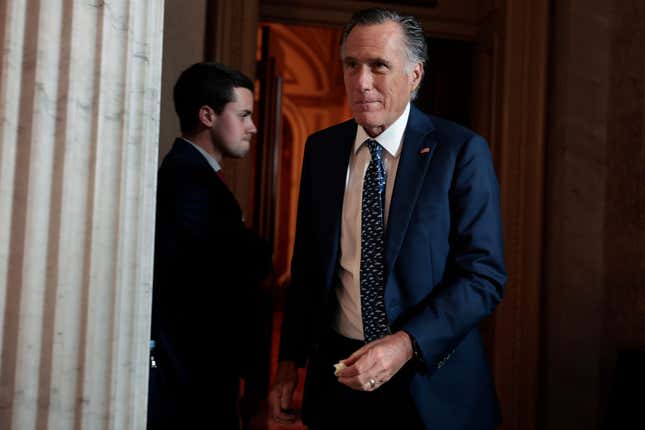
top-left (260, 0), bottom-right (479, 40)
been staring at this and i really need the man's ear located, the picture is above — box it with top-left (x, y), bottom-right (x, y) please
top-left (409, 63), bottom-right (423, 93)
top-left (198, 105), bottom-right (216, 128)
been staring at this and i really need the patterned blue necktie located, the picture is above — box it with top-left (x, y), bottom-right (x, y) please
top-left (360, 139), bottom-right (389, 342)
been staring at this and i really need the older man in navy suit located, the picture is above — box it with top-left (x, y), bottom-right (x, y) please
top-left (148, 63), bottom-right (272, 429)
top-left (269, 8), bottom-right (506, 430)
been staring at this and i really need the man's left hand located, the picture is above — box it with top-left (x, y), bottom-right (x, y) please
top-left (336, 331), bottom-right (414, 391)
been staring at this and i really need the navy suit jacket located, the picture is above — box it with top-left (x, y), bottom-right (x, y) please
top-left (149, 139), bottom-right (272, 429)
top-left (280, 106), bottom-right (507, 430)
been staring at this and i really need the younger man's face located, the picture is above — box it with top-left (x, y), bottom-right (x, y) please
top-left (211, 87), bottom-right (257, 159)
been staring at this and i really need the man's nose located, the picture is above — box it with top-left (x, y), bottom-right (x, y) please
top-left (249, 120), bottom-right (257, 134)
top-left (355, 66), bottom-right (373, 92)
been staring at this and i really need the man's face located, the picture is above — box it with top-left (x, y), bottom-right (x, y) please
top-left (342, 21), bottom-right (422, 137)
top-left (211, 87), bottom-right (257, 159)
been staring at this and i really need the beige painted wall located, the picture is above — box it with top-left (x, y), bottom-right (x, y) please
top-left (158, 0), bottom-right (207, 159)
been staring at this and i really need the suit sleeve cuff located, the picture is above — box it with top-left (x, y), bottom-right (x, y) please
top-left (402, 330), bottom-right (428, 373)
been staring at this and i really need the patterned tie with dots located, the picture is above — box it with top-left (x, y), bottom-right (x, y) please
top-left (360, 139), bottom-right (390, 342)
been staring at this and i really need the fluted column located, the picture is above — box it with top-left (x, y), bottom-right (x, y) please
top-left (0, 1), bottom-right (164, 429)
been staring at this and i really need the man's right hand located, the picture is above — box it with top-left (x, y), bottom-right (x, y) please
top-left (269, 360), bottom-right (299, 425)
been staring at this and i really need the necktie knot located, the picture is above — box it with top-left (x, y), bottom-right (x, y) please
top-left (365, 139), bottom-right (386, 195)
top-left (366, 139), bottom-right (383, 163)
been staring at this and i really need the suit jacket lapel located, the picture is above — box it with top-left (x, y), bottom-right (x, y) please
top-left (384, 106), bottom-right (436, 280)
top-left (171, 138), bottom-right (242, 214)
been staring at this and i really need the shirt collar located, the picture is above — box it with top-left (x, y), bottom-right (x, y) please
top-left (181, 137), bottom-right (222, 173)
top-left (353, 102), bottom-right (410, 157)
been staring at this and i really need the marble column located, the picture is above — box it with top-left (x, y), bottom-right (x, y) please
top-left (0, 1), bottom-right (164, 429)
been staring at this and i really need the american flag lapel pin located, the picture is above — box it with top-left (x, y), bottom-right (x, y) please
top-left (419, 147), bottom-right (431, 155)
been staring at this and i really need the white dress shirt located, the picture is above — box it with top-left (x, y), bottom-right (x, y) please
top-left (334, 103), bottom-right (410, 340)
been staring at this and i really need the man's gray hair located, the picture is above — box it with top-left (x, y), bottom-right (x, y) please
top-left (340, 8), bottom-right (428, 98)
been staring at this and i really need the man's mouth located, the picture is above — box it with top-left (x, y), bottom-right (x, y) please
top-left (353, 100), bottom-right (381, 110)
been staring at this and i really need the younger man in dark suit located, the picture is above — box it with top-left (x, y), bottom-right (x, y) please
top-left (148, 62), bottom-right (272, 429)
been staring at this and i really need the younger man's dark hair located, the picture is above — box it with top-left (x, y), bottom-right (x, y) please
top-left (173, 62), bottom-right (254, 133)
